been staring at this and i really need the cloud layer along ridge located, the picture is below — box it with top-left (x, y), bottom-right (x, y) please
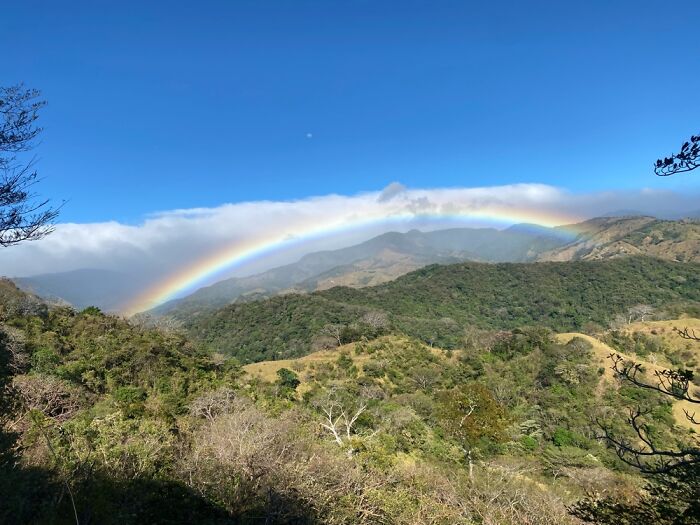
top-left (1, 183), bottom-right (697, 289)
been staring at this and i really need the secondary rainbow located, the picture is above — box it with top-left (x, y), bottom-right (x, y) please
top-left (124, 207), bottom-right (584, 315)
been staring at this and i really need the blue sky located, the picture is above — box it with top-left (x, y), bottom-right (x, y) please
top-left (3, 0), bottom-right (699, 223)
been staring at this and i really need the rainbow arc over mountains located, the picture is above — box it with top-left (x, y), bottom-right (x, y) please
top-left (124, 207), bottom-right (585, 315)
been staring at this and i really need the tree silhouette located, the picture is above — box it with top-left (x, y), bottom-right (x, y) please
top-left (571, 343), bottom-right (700, 523)
top-left (654, 133), bottom-right (700, 176)
top-left (1, 85), bottom-right (58, 247)
top-left (600, 353), bottom-right (699, 473)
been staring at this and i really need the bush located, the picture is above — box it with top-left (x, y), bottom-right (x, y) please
top-left (113, 386), bottom-right (147, 417)
top-left (276, 368), bottom-right (300, 391)
top-left (551, 427), bottom-right (584, 448)
top-left (520, 435), bottom-right (539, 451)
top-left (30, 347), bottom-right (61, 374)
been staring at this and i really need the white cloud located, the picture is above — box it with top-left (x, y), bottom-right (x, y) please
top-left (0, 183), bottom-right (698, 291)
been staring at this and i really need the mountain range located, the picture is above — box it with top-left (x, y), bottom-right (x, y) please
top-left (9, 216), bottom-right (700, 315)
top-left (149, 222), bottom-right (569, 317)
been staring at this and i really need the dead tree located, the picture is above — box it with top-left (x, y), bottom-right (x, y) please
top-left (11, 374), bottom-right (81, 524)
top-left (189, 387), bottom-right (236, 421)
top-left (317, 394), bottom-right (368, 453)
top-left (11, 374), bottom-right (80, 424)
top-left (320, 324), bottom-right (343, 347)
top-left (361, 311), bottom-right (389, 331)
top-left (627, 304), bottom-right (654, 324)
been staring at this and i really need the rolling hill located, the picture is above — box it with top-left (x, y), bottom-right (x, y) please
top-left (243, 318), bottom-right (700, 429)
top-left (9, 217), bottom-right (699, 315)
top-left (184, 256), bottom-right (700, 363)
top-left (539, 216), bottom-right (700, 263)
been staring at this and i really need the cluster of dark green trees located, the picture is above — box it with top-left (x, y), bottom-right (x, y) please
top-left (187, 256), bottom-right (700, 362)
top-left (0, 280), bottom-right (242, 523)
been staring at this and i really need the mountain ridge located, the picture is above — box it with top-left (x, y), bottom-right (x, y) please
top-left (539, 216), bottom-right (700, 263)
top-left (148, 224), bottom-right (569, 317)
top-left (10, 216), bottom-right (700, 315)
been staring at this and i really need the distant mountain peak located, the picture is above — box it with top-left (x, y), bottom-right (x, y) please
top-left (150, 224), bottom-right (568, 318)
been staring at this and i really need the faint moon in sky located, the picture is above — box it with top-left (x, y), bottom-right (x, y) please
top-left (306, 132), bottom-right (313, 139)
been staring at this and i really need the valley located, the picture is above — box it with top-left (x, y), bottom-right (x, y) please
top-left (3, 218), bottom-right (700, 524)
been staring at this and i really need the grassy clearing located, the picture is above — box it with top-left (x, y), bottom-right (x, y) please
top-left (243, 342), bottom-right (372, 390)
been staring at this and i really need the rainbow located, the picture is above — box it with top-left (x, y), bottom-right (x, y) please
top-left (124, 207), bottom-right (584, 315)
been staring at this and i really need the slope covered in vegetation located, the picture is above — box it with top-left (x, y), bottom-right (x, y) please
top-left (186, 257), bottom-right (700, 363)
top-left (539, 217), bottom-right (700, 263)
top-left (3, 273), bottom-right (698, 523)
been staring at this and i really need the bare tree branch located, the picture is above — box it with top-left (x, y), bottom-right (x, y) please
top-left (676, 326), bottom-right (700, 342)
top-left (609, 353), bottom-right (698, 404)
top-left (596, 412), bottom-right (700, 474)
top-left (598, 353), bottom-right (700, 473)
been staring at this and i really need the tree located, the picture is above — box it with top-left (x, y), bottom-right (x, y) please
top-left (320, 324), bottom-right (343, 347)
top-left (654, 133), bottom-right (699, 176)
top-left (599, 354), bottom-right (699, 473)
top-left (189, 387), bottom-right (236, 421)
top-left (361, 311), bottom-right (389, 334)
top-left (313, 390), bottom-right (368, 452)
top-left (571, 349), bottom-right (700, 523)
top-left (435, 383), bottom-right (506, 478)
top-left (1, 85), bottom-right (58, 246)
top-left (276, 368), bottom-right (300, 392)
top-left (627, 304), bottom-right (654, 324)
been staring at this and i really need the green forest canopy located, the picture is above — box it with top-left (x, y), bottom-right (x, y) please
top-left (187, 256), bottom-right (700, 363)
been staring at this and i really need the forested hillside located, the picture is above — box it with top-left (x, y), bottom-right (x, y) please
top-left (11, 218), bottom-right (699, 316)
top-left (0, 279), bottom-right (241, 523)
top-left (186, 257), bottom-right (700, 363)
top-left (3, 276), bottom-right (699, 523)
top-left (156, 217), bottom-right (700, 319)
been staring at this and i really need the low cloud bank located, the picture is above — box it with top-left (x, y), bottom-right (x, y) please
top-left (0, 183), bottom-right (697, 285)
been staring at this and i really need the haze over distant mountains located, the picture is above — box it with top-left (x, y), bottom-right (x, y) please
top-left (149, 216), bottom-right (700, 318)
top-left (9, 216), bottom-right (700, 315)
top-left (148, 223), bottom-right (570, 317)
top-left (10, 222), bottom-right (565, 313)
top-left (12, 269), bottom-right (143, 311)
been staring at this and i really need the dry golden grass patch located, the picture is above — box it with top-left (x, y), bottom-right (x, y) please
top-left (243, 342), bottom-right (372, 390)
